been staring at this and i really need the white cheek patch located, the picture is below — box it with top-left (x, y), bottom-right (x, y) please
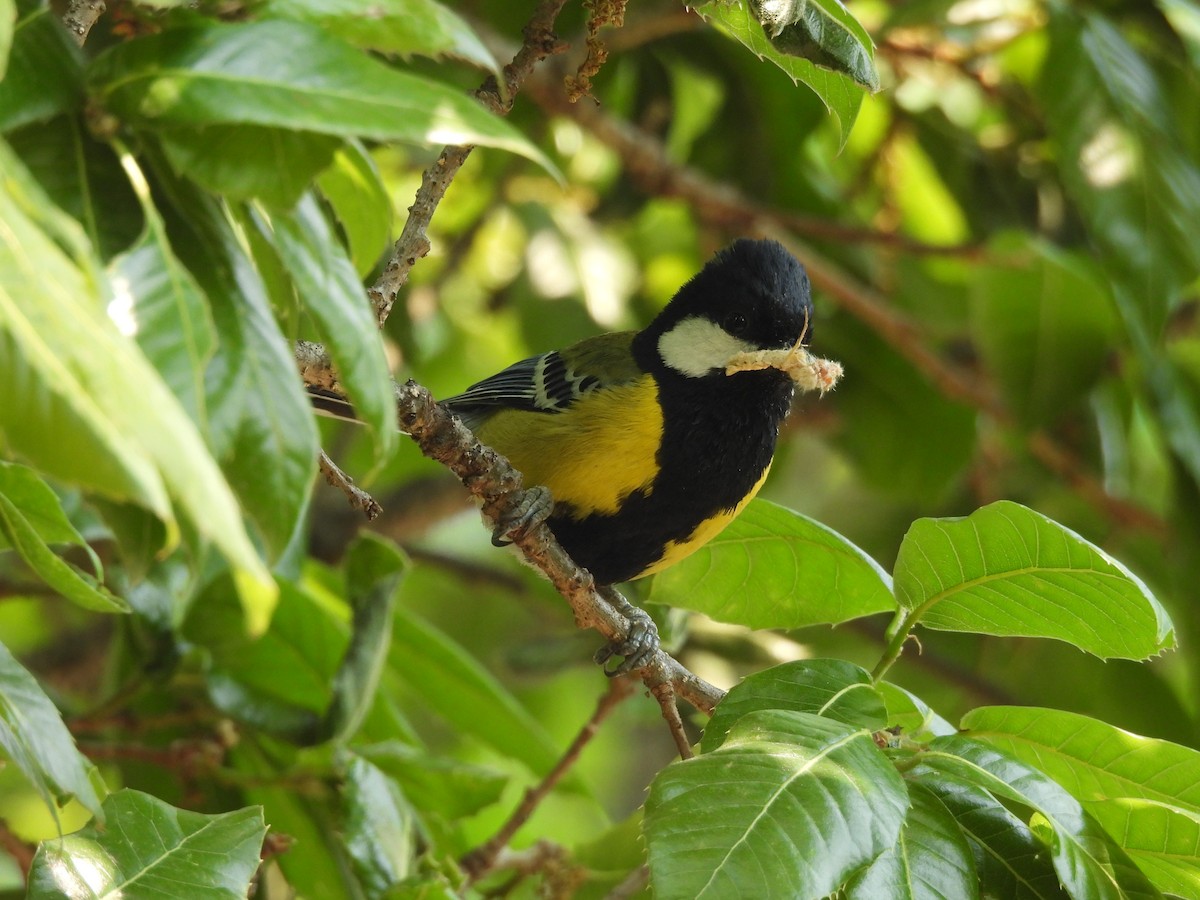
top-left (658, 316), bottom-right (758, 378)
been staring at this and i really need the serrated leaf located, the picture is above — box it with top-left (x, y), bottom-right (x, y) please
top-left (27, 790), bottom-right (265, 898)
top-left (648, 499), bottom-right (895, 628)
top-left (317, 140), bottom-right (392, 278)
top-left (913, 735), bottom-right (1160, 899)
top-left (693, 1), bottom-right (866, 146)
top-left (261, 0), bottom-right (501, 78)
top-left (88, 21), bottom-right (554, 173)
top-left (846, 782), bottom-right (979, 900)
top-left (0, 141), bottom-right (277, 627)
top-left (0, 5), bottom-right (81, 132)
top-left (250, 195), bottom-right (397, 461)
top-left (894, 501), bottom-right (1174, 659)
top-left (0, 640), bottom-right (104, 823)
top-left (748, 0), bottom-right (879, 90)
top-left (159, 124), bottom-right (341, 208)
top-left (702, 659), bottom-right (887, 753)
top-left (341, 756), bottom-right (419, 897)
top-left (645, 709), bottom-right (908, 900)
top-left (920, 776), bottom-right (1067, 899)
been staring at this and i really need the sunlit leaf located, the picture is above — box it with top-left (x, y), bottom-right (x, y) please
top-left (0, 640), bottom-right (104, 822)
top-left (894, 501), bottom-right (1174, 659)
top-left (317, 140), bottom-right (392, 278)
top-left (27, 790), bottom-right (265, 898)
top-left (648, 499), bottom-right (895, 628)
top-left (645, 709), bottom-right (908, 900)
top-left (87, 21), bottom-right (554, 172)
top-left (702, 658), bottom-right (887, 753)
top-left (261, 0), bottom-right (501, 78)
top-left (913, 736), bottom-right (1159, 899)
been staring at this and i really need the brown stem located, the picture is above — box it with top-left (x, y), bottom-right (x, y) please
top-left (461, 676), bottom-right (636, 882)
top-left (318, 450), bottom-right (382, 521)
top-left (62, 0), bottom-right (105, 46)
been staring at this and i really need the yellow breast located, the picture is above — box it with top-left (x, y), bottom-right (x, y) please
top-left (634, 465), bottom-right (770, 578)
top-left (474, 376), bottom-right (664, 516)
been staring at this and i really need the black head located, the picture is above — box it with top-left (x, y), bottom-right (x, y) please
top-left (633, 239), bottom-right (814, 379)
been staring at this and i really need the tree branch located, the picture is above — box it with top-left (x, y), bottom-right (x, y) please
top-left (370, 0), bottom-right (571, 325)
top-left (62, 0), bottom-right (105, 46)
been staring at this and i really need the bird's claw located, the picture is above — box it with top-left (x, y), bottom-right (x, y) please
top-left (594, 593), bottom-right (660, 675)
top-left (491, 485), bottom-right (553, 547)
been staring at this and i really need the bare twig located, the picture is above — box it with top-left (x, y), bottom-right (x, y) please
top-left (318, 451), bottom-right (382, 521)
top-left (565, 0), bottom-right (628, 102)
top-left (461, 676), bottom-right (636, 883)
top-left (62, 0), bottom-right (105, 45)
top-left (646, 676), bottom-right (693, 760)
top-left (370, 0), bottom-right (571, 325)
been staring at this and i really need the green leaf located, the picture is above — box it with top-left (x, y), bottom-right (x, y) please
top-left (27, 790), bottom-right (266, 898)
top-left (317, 140), bottom-right (393, 278)
top-left (109, 150), bottom-right (217, 428)
top-left (0, 0), bottom-right (15, 80)
top-left (7, 115), bottom-right (143, 259)
top-left (920, 776), bottom-right (1066, 899)
top-left (645, 709), bottom-right (908, 900)
top-left (894, 501), bottom-right (1174, 659)
top-left (0, 141), bottom-right (277, 627)
top-left (0, 460), bottom-right (92, 551)
top-left (389, 608), bottom-right (562, 776)
top-left (702, 659), bottom-right (887, 753)
top-left (341, 756), bottom-right (419, 897)
top-left (0, 479), bottom-right (127, 613)
top-left (355, 741), bottom-right (507, 820)
top-left (0, 5), bottom-right (81, 133)
top-left (747, 0), bottom-right (879, 90)
top-left (877, 682), bottom-right (956, 740)
top-left (1087, 798), bottom-right (1200, 898)
top-left (260, 0), bottom-right (501, 78)
top-left (692, 1), bottom-right (866, 146)
top-left (648, 499), bottom-right (895, 628)
top-left (88, 21), bottom-right (554, 172)
top-left (159, 124), bottom-right (342, 208)
top-left (250, 195), bottom-right (397, 460)
top-left (845, 782), bottom-right (979, 900)
top-left (961, 704), bottom-right (1200, 895)
top-left (0, 640), bottom-right (104, 822)
top-left (157, 178), bottom-right (319, 565)
top-left (913, 735), bottom-right (1160, 899)
top-left (322, 534), bottom-right (407, 743)
top-left (1039, 10), bottom-right (1200, 336)
top-left (970, 234), bottom-right (1118, 427)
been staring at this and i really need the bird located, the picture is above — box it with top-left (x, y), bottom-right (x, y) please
top-left (310, 238), bottom-right (840, 665)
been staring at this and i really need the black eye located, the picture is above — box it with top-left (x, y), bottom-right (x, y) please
top-left (724, 311), bottom-right (748, 336)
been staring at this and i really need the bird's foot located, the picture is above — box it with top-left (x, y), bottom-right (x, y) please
top-left (593, 586), bottom-right (660, 675)
top-left (491, 485), bottom-right (554, 547)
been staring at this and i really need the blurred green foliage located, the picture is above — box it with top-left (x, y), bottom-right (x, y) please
top-left (2, 0), bottom-right (1200, 896)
